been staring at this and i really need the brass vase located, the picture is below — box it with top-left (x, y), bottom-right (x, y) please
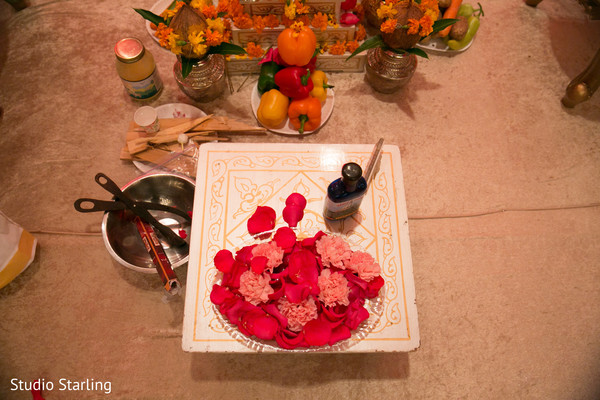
top-left (173, 54), bottom-right (226, 102)
top-left (365, 48), bottom-right (417, 94)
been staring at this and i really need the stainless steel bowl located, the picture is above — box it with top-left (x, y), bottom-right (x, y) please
top-left (101, 173), bottom-right (195, 273)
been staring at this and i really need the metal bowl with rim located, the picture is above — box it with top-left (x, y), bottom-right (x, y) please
top-left (101, 172), bottom-right (195, 273)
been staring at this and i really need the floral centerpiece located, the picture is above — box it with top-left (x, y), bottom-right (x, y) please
top-left (210, 193), bottom-right (385, 350)
top-left (349, 0), bottom-right (457, 59)
top-left (135, 0), bottom-right (246, 78)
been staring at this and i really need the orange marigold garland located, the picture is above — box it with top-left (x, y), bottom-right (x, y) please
top-left (246, 42), bottom-right (265, 58)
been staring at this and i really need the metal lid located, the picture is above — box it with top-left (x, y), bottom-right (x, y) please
top-left (341, 162), bottom-right (362, 182)
top-left (114, 38), bottom-right (145, 63)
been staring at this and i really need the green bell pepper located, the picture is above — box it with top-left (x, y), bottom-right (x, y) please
top-left (447, 15), bottom-right (480, 51)
top-left (257, 61), bottom-right (281, 95)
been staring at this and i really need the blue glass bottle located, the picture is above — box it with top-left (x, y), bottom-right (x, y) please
top-left (323, 162), bottom-right (367, 220)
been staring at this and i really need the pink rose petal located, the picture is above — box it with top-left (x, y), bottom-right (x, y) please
top-left (303, 319), bottom-right (332, 347)
top-left (340, 12), bottom-right (359, 25)
top-left (214, 249), bottom-right (235, 273)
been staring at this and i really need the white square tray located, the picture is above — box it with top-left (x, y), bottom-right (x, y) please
top-left (182, 143), bottom-right (419, 352)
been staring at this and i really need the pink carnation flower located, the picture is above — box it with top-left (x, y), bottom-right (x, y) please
top-left (315, 235), bottom-right (352, 269)
top-left (277, 296), bottom-right (318, 332)
top-left (318, 268), bottom-right (350, 308)
top-left (251, 241), bottom-right (284, 272)
top-left (239, 270), bottom-right (274, 305)
top-left (346, 251), bottom-right (381, 282)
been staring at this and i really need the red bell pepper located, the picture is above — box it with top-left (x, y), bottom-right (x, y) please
top-left (274, 67), bottom-right (314, 100)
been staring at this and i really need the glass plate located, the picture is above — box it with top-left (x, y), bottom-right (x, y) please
top-left (211, 229), bottom-right (385, 352)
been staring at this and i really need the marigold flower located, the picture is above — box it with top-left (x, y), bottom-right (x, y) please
top-left (284, 3), bottom-right (297, 19)
top-left (168, 33), bottom-right (183, 55)
top-left (327, 14), bottom-right (338, 27)
top-left (295, 0), bottom-right (310, 14)
top-left (207, 18), bottom-right (226, 34)
top-left (380, 19), bottom-right (397, 34)
top-left (406, 18), bottom-right (420, 35)
top-left (377, 3), bottom-right (397, 19)
top-left (163, 1), bottom-right (185, 18)
top-left (264, 14), bottom-right (280, 28)
top-left (216, 0), bottom-right (229, 15)
top-left (202, 5), bottom-right (218, 19)
top-left (155, 23), bottom-right (173, 48)
top-left (311, 12), bottom-right (328, 31)
top-left (190, 0), bottom-right (210, 9)
top-left (418, 14), bottom-right (434, 37)
top-left (328, 41), bottom-right (346, 55)
top-left (252, 15), bottom-right (267, 34)
top-left (355, 24), bottom-right (366, 41)
top-left (233, 14), bottom-right (253, 29)
top-left (204, 29), bottom-right (224, 46)
top-left (345, 40), bottom-right (359, 53)
top-left (246, 42), bottom-right (264, 58)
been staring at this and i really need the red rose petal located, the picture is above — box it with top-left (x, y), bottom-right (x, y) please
top-left (341, 0), bottom-right (357, 10)
top-left (284, 282), bottom-right (311, 303)
top-left (235, 244), bottom-right (256, 264)
top-left (253, 313), bottom-right (280, 340)
top-left (287, 250), bottom-right (318, 284)
top-left (250, 256), bottom-right (268, 274)
top-left (214, 249), bottom-right (235, 273)
top-left (247, 206), bottom-right (276, 235)
top-left (178, 229), bottom-right (188, 239)
top-left (285, 193), bottom-right (307, 208)
top-left (221, 260), bottom-right (248, 289)
top-left (276, 329), bottom-right (305, 350)
top-left (282, 205), bottom-right (304, 228)
top-left (345, 301), bottom-right (370, 330)
top-left (329, 324), bottom-right (351, 345)
top-left (366, 275), bottom-right (385, 298)
top-left (273, 227), bottom-right (297, 251)
top-left (210, 284), bottom-right (233, 305)
top-left (262, 303), bottom-right (289, 328)
top-left (303, 319), bottom-right (332, 347)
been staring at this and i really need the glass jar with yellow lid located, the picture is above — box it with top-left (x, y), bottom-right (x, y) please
top-left (115, 37), bottom-right (163, 101)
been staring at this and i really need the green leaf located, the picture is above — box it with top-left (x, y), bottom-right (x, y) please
top-left (404, 47), bottom-right (429, 59)
top-left (346, 35), bottom-right (386, 60)
top-left (133, 8), bottom-right (165, 26)
top-left (431, 18), bottom-right (459, 34)
top-left (208, 42), bottom-right (247, 56)
top-left (181, 57), bottom-right (198, 79)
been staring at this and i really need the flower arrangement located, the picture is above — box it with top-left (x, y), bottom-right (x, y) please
top-left (349, 0), bottom-right (458, 59)
top-left (135, 0), bottom-right (246, 78)
top-left (210, 193), bottom-right (385, 350)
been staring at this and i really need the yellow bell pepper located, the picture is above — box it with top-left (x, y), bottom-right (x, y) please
top-left (309, 70), bottom-right (334, 103)
top-left (257, 89), bottom-right (289, 128)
